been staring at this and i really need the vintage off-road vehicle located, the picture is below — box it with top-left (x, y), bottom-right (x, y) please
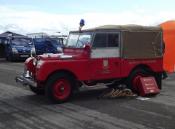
top-left (16, 25), bottom-right (164, 103)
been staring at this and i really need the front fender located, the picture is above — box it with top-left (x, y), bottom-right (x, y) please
top-left (35, 60), bottom-right (90, 82)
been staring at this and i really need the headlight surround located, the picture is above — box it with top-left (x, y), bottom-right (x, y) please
top-left (12, 47), bottom-right (18, 53)
top-left (36, 60), bottom-right (44, 68)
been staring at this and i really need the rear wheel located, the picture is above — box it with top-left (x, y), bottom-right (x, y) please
top-left (154, 73), bottom-right (162, 89)
top-left (126, 69), bottom-right (149, 93)
top-left (126, 68), bottom-right (162, 94)
top-left (45, 73), bottom-right (74, 103)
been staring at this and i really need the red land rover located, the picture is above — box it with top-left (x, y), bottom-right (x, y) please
top-left (16, 25), bottom-right (164, 103)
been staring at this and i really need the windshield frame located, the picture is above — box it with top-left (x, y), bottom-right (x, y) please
top-left (65, 32), bottom-right (92, 48)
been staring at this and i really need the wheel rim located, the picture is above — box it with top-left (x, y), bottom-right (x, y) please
top-left (53, 79), bottom-right (71, 100)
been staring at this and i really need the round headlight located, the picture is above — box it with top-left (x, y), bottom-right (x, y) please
top-left (36, 60), bottom-right (44, 68)
top-left (33, 58), bottom-right (37, 66)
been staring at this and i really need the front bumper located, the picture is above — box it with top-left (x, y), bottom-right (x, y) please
top-left (15, 74), bottom-right (37, 87)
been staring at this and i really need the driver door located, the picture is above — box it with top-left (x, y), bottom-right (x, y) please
top-left (90, 32), bottom-right (121, 80)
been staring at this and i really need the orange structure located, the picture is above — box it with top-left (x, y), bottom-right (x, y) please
top-left (160, 20), bottom-right (175, 73)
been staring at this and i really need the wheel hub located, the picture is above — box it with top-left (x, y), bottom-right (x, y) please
top-left (53, 79), bottom-right (71, 100)
top-left (60, 86), bottom-right (65, 92)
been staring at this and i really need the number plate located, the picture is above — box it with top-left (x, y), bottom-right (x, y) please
top-left (20, 55), bottom-right (29, 57)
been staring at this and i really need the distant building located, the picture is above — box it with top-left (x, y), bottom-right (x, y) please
top-left (0, 31), bottom-right (24, 37)
top-left (27, 32), bottom-right (49, 38)
top-left (0, 31), bottom-right (25, 45)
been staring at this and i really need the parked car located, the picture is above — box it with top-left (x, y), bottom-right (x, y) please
top-left (5, 36), bottom-right (34, 61)
top-left (16, 25), bottom-right (164, 103)
top-left (33, 38), bottom-right (63, 55)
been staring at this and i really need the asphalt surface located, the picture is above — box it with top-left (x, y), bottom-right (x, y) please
top-left (0, 58), bottom-right (175, 129)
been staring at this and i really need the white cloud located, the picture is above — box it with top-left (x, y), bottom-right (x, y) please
top-left (0, 5), bottom-right (175, 35)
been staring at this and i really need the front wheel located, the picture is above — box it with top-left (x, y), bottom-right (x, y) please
top-left (45, 73), bottom-right (74, 103)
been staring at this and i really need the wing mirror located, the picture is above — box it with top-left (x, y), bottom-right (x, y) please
top-left (84, 44), bottom-right (91, 53)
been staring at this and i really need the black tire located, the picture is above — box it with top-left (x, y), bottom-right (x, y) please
top-left (126, 69), bottom-right (149, 93)
top-left (126, 68), bottom-right (162, 93)
top-left (29, 85), bottom-right (45, 95)
top-left (154, 72), bottom-right (162, 89)
top-left (45, 73), bottom-right (75, 103)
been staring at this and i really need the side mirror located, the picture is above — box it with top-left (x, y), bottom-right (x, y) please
top-left (84, 44), bottom-right (91, 53)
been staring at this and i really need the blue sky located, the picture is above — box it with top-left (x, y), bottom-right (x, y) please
top-left (1, 0), bottom-right (175, 14)
top-left (0, 0), bottom-right (175, 34)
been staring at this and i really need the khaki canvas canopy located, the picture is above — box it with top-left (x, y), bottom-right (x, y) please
top-left (121, 28), bottom-right (162, 59)
top-left (95, 25), bottom-right (163, 59)
top-left (160, 21), bottom-right (175, 73)
top-left (72, 25), bottom-right (163, 59)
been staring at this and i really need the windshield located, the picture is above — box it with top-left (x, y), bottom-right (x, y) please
top-left (66, 33), bottom-right (92, 48)
top-left (12, 38), bottom-right (33, 46)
